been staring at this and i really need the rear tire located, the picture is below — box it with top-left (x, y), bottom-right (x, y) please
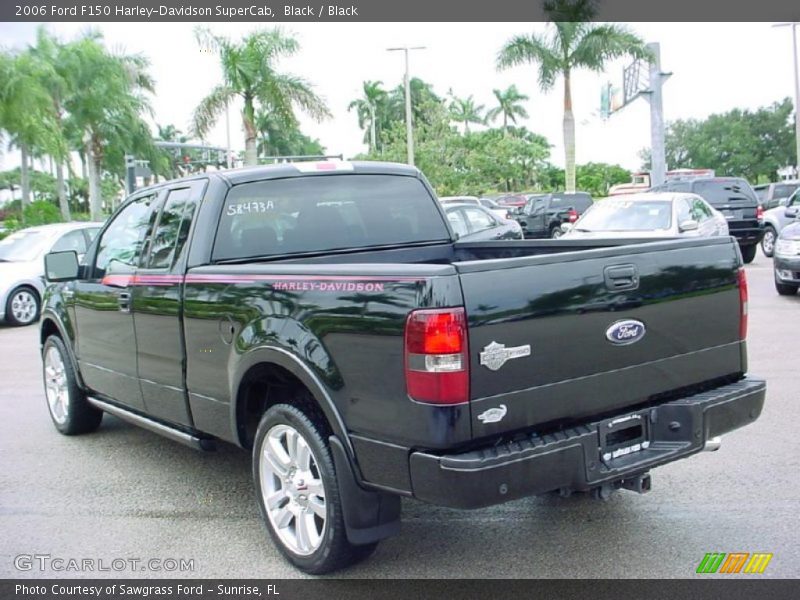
top-left (42, 335), bottom-right (103, 435)
top-left (5, 286), bottom-right (40, 326)
top-left (740, 244), bottom-right (757, 264)
top-left (253, 403), bottom-right (377, 574)
top-left (761, 226), bottom-right (777, 258)
top-left (550, 226), bottom-right (563, 239)
top-left (775, 278), bottom-right (799, 296)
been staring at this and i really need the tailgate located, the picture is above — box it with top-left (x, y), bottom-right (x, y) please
top-left (457, 238), bottom-right (745, 439)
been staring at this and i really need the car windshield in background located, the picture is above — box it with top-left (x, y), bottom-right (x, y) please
top-left (693, 180), bottom-right (756, 204)
top-left (576, 199), bottom-right (673, 232)
top-left (213, 174), bottom-right (450, 261)
top-left (0, 230), bottom-right (50, 262)
top-left (774, 184), bottom-right (800, 200)
top-left (550, 194), bottom-right (592, 210)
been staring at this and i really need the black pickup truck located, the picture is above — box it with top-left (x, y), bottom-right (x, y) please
top-left (511, 192), bottom-right (594, 239)
top-left (40, 161), bottom-right (765, 574)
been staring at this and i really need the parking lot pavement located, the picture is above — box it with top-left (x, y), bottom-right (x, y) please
top-left (1, 251), bottom-right (798, 579)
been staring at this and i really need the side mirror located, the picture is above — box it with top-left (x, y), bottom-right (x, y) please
top-left (678, 220), bottom-right (699, 232)
top-left (44, 251), bottom-right (80, 282)
top-left (785, 206), bottom-right (799, 219)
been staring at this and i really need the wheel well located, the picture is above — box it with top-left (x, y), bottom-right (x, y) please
top-left (40, 318), bottom-right (60, 346)
top-left (236, 363), bottom-right (333, 449)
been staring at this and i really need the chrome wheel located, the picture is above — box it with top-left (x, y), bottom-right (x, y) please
top-left (44, 346), bottom-right (69, 425)
top-left (260, 424), bottom-right (327, 556)
top-left (762, 228), bottom-right (776, 256)
top-left (11, 289), bottom-right (38, 324)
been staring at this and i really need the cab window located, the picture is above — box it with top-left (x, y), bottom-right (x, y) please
top-left (145, 188), bottom-right (197, 270)
top-left (93, 195), bottom-right (155, 278)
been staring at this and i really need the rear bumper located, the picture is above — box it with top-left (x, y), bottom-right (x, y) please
top-left (408, 377), bottom-right (765, 509)
top-left (729, 225), bottom-right (764, 245)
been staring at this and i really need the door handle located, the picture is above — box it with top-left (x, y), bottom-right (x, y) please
top-left (117, 291), bottom-right (132, 312)
top-left (604, 264), bottom-right (639, 291)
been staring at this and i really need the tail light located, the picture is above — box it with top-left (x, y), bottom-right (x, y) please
top-left (568, 209), bottom-right (579, 223)
top-left (404, 308), bottom-right (469, 405)
top-left (738, 268), bottom-right (748, 340)
top-left (756, 205), bottom-right (764, 221)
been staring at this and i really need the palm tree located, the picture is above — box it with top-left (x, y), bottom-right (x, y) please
top-left (192, 27), bottom-right (331, 167)
top-left (449, 95), bottom-right (485, 134)
top-left (497, 0), bottom-right (650, 192)
top-left (486, 85), bottom-right (529, 135)
top-left (62, 34), bottom-right (154, 220)
top-left (0, 46), bottom-right (61, 215)
top-left (348, 80), bottom-right (386, 153)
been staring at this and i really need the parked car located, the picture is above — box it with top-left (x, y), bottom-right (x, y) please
top-left (754, 181), bottom-right (800, 211)
top-left (443, 203), bottom-right (523, 241)
top-left (478, 197), bottom-right (514, 220)
top-left (650, 177), bottom-right (763, 263)
top-left (563, 193), bottom-right (729, 240)
top-left (511, 192), bottom-right (594, 238)
top-left (773, 207), bottom-right (800, 296)
top-left (40, 161), bottom-right (763, 574)
top-left (761, 188), bottom-right (800, 257)
top-left (0, 222), bottom-right (102, 326)
top-left (493, 193), bottom-right (528, 209)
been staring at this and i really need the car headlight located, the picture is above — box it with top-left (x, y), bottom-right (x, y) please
top-left (775, 239), bottom-right (800, 257)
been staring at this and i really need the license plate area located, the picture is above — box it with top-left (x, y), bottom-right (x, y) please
top-left (598, 414), bottom-right (649, 462)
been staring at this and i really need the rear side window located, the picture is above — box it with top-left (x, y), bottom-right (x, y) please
top-left (692, 180), bottom-right (757, 206)
top-left (146, 187), bottom-right (197, 269)
top-left (213, 174), bottom-right (449, 261)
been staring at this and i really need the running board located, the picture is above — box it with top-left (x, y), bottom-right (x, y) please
top-left (87, 397), bottom-right (216, 451)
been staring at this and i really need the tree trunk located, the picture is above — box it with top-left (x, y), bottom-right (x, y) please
top-left (20, 143), bottom-right (31, 213)
top-left (369, 103), bottom-right (377, 153)
top-left (55, 160), bottom-right (71, 221)
top-left (86, 137), bottom-right (103, 222)
top-left (503, 112), bottom-right (508, 136)
top-left (243, 96), bottom-right (258, 167)
top-left (563, 71), bottom-right (576, 193)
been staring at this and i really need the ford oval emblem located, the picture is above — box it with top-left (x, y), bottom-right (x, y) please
top-left (605, 319), bottom-right (646, 345)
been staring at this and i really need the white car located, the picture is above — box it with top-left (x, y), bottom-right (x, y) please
top-left (439, 196), bottom-right (511, 221)
top-left (0, 222), bottom-right (103, 326)
top-left (563, 192), bottom-right (729, 240)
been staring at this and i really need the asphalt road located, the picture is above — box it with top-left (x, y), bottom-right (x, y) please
top-left (1, 251), bottom-right (798, 579)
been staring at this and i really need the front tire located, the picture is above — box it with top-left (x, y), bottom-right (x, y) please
top-left (761, 226), bottom-right (777, 258)
top-left (42, 336), bottom-right (103, 435)
top-left (253, 404), bottom-right (377, 574)
top-left (5, 286), bottom-right (40, 326)
top-left (775, 277), bottom-right (799, 296)
top-left (740, 244), bottom-right (757, 264)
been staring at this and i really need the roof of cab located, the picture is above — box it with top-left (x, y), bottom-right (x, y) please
top-left (217, 160), bottom-right (420, 186)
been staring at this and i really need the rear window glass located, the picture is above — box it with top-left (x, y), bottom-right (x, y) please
top-left (551, 194), bottom-right (593, 210)
top-left (213, 174), bottom-right (449, 261)
top-left (692, 180), bottom-right (756, 205)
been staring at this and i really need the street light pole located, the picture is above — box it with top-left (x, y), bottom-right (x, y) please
top-left (774, 22), bottom-right (800, 177)
top-left (387, 46), bottom-right (426, 166)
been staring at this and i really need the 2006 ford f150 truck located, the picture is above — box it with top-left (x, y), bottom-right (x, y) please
top-left (40, 161), bottom-right (765, 573)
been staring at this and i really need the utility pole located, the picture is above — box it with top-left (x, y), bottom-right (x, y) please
top-left (387, 46), bottom-right (425, 166)
top-left (774, 23), bottom-right (800, 177)
top-left (645, 42), bottom-right (669, 187)
top-left (225, 102), bottom-right (232, 168)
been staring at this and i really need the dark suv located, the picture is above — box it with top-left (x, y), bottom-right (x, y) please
top-left (650, 177), bottom-right (763, 263)
top-left (512, 192), bottom-right (594, 238)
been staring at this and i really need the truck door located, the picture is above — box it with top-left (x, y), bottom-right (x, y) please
top-left (73, 193), bottom-right (158, 410)
top-left (132, 182), bottom-right (204, 426)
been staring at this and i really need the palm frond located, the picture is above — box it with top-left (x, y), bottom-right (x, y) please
top-left (191, 84), bottom-right (235, 138)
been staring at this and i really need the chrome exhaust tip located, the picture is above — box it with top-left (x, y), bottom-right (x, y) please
top-left (704, 436), bottom-right (722, 452)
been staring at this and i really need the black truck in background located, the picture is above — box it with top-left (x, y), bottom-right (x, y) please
top-left (511, 192), bottom-right (594, 239)
top-left (40, 161), bottom-right (765, 573)
top-left (650, 177), bottom-right (764, 263)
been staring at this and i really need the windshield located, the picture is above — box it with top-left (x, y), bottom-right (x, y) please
top-left (774, 184), bottom-right (800, 200)
top-left (575, 199), bottom-right (673, 232)
top-left (0, 230), bottom-right (50, 262)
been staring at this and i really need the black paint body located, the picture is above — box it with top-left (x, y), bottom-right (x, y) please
top-left (40, 162), bottom-right (765, 506)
